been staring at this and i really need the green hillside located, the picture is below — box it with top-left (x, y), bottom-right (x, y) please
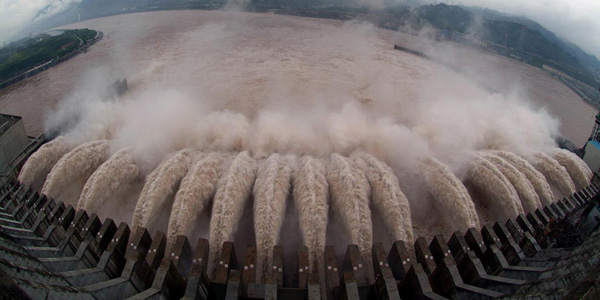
top-left (0, 29), bottom-right (96, 82)
top-left (482, 19), bottom-right (580, 67)
top-left (407, 4), bottom-right (599, 89)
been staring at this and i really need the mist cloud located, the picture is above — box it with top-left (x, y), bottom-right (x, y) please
top-left (43, 16), bottom-right (559, 178)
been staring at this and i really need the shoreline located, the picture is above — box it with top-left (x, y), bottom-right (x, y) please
top-left (0, 31), bottom-right (103, 90)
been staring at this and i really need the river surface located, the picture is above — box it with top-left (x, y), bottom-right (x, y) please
top-left (0, 10), bottom-right (596, 146)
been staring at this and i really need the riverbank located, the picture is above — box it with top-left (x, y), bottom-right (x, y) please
top-left (0, 30), bottom-right (102, 90)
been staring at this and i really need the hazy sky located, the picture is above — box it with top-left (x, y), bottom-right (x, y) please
top-left (0, 0), bottom-right (599, 59)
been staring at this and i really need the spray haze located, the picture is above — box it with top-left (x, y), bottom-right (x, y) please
top-left (493, 150), bottom-right (555, 206)
top-left (532, 152), bottom-right (576, 198)
top-left (467, 155), bottom-right (523, 221)
top-left (18, 136), bottom-right (72, 189)
top-left (327, 154), bottom-right (373, 269)
top-left (480, 152), bottom-right (541, 212)
top-left (41, 140), bottom-right (109, 203)
top-left (420, 157), bottom-right (479, 230)
top-left (293, 156), bottom-right (329, 276)
top-left (166, 152), bottom-right (231, 250)
top-left (353, 152), bottom-right (413, 243)
top-left (77, 148), bottom-right (139, 212)
top-left (253, 154), bottom-right (292, 282)
top-left (208, 151), bottom-right (257, 277)
top-left (131, 148), bottom-right (197, 232)
top-left (551, 149), bottom-right (592, 190)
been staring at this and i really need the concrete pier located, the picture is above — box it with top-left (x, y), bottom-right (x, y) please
top-left (1, 179), bottom-right (600, 299)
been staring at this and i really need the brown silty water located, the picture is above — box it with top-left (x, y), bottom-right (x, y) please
top-left (0, 10), bottom-right (595, 148)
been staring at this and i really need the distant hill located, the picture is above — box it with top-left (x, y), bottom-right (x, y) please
top-left (0, 29), bottom-right (97, 83)
top-left (463, 6), bottom-right (600, 76)
top-left (408, 4), bottom-right (579, 67)
top-left (481, 19), bottom-right (580, 67)
top-left (415, 3), bottom-right (474, 33)
top-left (398, 4), bottom-right (599, 89)
top-left (465, 7), bottom-right (600, 73)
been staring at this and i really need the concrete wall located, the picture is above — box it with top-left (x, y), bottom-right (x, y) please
top-left (584, 141), bottom-right (600, 172)
top-left (0, 119), bottom-right (29, 173)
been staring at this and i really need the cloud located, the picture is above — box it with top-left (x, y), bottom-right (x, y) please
top-left (0, 0), bottom-right (81, 44)
top-left (426, 0), bottom-right (600, 59)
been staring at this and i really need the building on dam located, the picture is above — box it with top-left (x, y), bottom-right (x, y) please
top-left (0, 114), bottom-right (43, 185)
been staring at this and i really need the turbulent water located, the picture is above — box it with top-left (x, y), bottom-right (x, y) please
top-left (327, 154), bottom-right (373, 269)
top-left (18, 137), bottom-right (71, 189)
top-left (166, 152), bottom-right (230, 250)
top-left (41, 140), bottom-right (109, 201)
top-left (208, 151), bottom-right (257, 278)
top-left (19, 141), bottom-right (593, 278)
top-left (77, 148), bottom-right (139, 211)
top-left (131, 149), bottom-right (197, 232)
top-left (353, 152), bottom-right (413, 243)
top-left (468, 156), bottom-right (522, 220)
top-left (293, 156), bottom-right (329, 277)
top-left (551, 149), bottom-right (592, 190)
top-left (493, 150), bottom-right (555, 206)
top-left (533, 152), bottom-right (576, 197)
top-left (253, 154), bottom-right (292, 282)
top-left (481, 152), bottom-right (541, 212)
top-left (2, 11), bottom-right (595, 147)
top-left (420, 157), bottom-right (479, 230)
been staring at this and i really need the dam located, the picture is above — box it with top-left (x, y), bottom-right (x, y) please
top-left (0, 170), bottom-right (599, 299)
top-left (1, 113), bottom-right (600, 299)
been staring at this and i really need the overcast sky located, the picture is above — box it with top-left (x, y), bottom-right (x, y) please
top-left (0, 0), bottom-right (82, 45)
top-left (1, 0), bottom-right (599, 59)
